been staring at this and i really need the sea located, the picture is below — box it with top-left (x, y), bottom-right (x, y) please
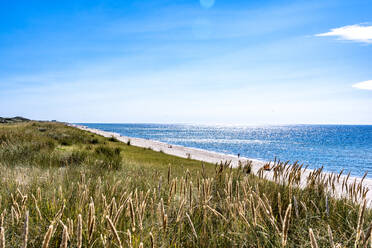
top-left (79, 124), bottom-right (372, 178)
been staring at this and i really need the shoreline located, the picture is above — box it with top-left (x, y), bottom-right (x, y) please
top-left (70, 124), bottom-right (266, 167)
top-left (70, 123), bottom-right (372, 206)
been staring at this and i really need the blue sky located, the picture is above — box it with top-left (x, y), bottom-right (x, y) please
top-left (1, 0), bottom-right (372, 124)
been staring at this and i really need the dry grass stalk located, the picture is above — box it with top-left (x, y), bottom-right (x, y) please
top-left (67, 218), bottom-right (73, 240)
top-left (163, 214), bottom-right (168, 231)
top-left (11, 206), bottom-right (19, 225)
top-left (309, 228), bottom-right (318, 248)
top-left (167, 166), bottom-right (171, 185)
top-left (113, 203), bottom-right (125, 226)
top-left (88, 201), bottom-right (96, 241)
top-left (186, 213), bottom-right (198, 239)
top-left (106, 215), bottom-right (122, 248)
top-left (77, 214), bottom-right (82, 248)
top-left (110, 197), bottom-right (118, 219)
top-left (158, 198), bottom-right (167, 231)
top-left (127, 229), bottom-right (132, 248)
top-left (355, 199), bottom-right (367, 247)
top-left (238, 210), bottom-right (251, 228)
top-left (0, 211), bottom-right (5, 229)
top-left (100, 234), bottom-right (107, 248)
top-left (31, 194), bottom-right (43, 220)
top-left (293, 196), bottom-right (299, 218)
top-left (327, 225), bottom-right (335, 248)
top-left (189, 182), bottom-right (193, 210)
top-left (41, 225), bottom-right (54, 248)
top-left (362, 222), bottom-right (372, 248)
top-left (60, 224), bottom-right (69, 248)
top-left (176, 198), bottom-right (185, 222)
top-left (278, 192), bottom-right (283, 224)
top-left (281, 204), bottom-right (292, 247)
top-left (257, 194), bottom-right (280, 234)
top-left (205, 205), bottom-right (227, 222)
top-left (149, 232), bottom-right (155, 248)
top-left (0, 227), bottom-right (5, 248)
top-left (22, 210), bottom-right (29, 248)
top-left (54, 200), bottom-right (66, 221)
top-left (250, 194), bottom-right (257, 226)
top-left (36, 187), bottom-right (41, 202)
top-left (129, 198), bottom-right (136, 231)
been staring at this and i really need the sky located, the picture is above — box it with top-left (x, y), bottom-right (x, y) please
top-left (1, 0), bottom-right (372, 124)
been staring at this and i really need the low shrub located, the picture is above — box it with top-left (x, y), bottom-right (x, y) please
top-left (108, 136), bottom-right (118, 142)
top-left (56, 150), bottom-right (88, 167)
top-left (95, 145), bottom-right (121, 157)
top-left (94, 146), bottom-right (122, 170)
top-left (60, 138), bottom-right (72, 146)
top-left (89, 138), bottom-right (99, 144)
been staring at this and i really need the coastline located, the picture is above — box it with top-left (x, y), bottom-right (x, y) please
top-left (70, 123), bottom-right (372, 206)
top-left (70, 124), bottom-right (266, 168)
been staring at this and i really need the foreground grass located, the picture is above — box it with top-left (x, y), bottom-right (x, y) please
top-left (0, 122), bottom-right (371, 247)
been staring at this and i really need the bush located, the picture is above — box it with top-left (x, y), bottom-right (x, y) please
top-left (108, 136), bottom-right (118, 142)
top-left (94, 146), bottom-right (122, 170)
top-left (57, 150), bottom-right (88, 167)
top-left (0, 134), bottom-right (7, 144)
top-left (95, 156), bottom-right (122, 170)
top-left (95, 146), bottom-right (121, 157)
top-left (61, 140), bottom-right (72, 146)
top-left (89, 138), bottom-right (99, 144)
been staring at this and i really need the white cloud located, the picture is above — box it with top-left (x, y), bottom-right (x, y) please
top-left (316, 24), bottom-right (372, 43)
top-left (352, 80), bottom-right (372, 90)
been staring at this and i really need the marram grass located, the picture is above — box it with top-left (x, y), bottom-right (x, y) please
top-left (0, 122), bottom-right (371, 247)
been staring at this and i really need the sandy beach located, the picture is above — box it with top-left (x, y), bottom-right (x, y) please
top-left (71, 123), bottom-right (372, 206)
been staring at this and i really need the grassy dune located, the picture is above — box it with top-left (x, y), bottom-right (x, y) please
top-left (0, 122), bottom-right (371, 247)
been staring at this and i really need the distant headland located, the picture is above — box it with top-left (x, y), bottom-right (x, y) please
top-left (0, 116), bottom-right (30, 123)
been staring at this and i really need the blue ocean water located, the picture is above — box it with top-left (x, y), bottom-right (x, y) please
top-left (79, 124), bottom-right (372, 178)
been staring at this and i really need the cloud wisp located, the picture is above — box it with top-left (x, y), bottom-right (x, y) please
top-left (352, 80), bottom-right (372, 90)
top-left (316, 24), bottom-right (372, 43)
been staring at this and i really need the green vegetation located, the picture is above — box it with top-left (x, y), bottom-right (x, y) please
top-left (0, 122), bottom-right (371, 247)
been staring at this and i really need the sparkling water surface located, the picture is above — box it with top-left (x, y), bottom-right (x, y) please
top-left (79, 124), bottom-right (372, 178)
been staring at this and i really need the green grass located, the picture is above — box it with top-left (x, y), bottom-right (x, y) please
top-left (0, 122), bottom-right (371, 247)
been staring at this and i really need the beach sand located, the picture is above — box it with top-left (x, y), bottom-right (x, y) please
top-left (71, 124), bottom-right (372, 206)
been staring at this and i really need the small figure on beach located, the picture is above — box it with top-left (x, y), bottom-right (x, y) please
top-left (237, 153), bottom-right (240, 158)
